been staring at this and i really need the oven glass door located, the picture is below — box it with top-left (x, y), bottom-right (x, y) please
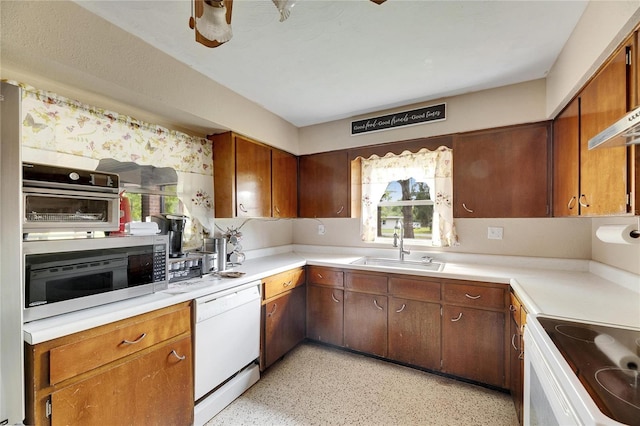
top-left (23, 188), bottom-right (119, 232)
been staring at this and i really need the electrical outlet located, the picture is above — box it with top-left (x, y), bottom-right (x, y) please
top-left (487, 226), bottom-right (503, 240)
top-left (318, 224), bottom-right (326, 235)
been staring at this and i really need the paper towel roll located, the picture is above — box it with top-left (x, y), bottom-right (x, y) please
top-left (594, 333), bottom-right (640, 372)
top-left (595, 224), bottom-right (640, 245)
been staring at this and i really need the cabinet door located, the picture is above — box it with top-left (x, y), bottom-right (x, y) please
top-left (553, 98), bottom-right (580, 216)
top-left (580, 43), bottom-right (630, 215)
top-left (50, 336), bottom-right (193, 426)
top-left (272, 149), bottom-right (298, 218)
top-left (306, 285), bottom-right (344, 346)
top-left (441, 305), bottom-right (505, 387)
top-left (236, 136), bottom-right (272, 217)
top-left (263, 286), bottom-right (306, 369)
top-left (453, 123), bottom-right (550, 218)
top-left (299, 151), bottom-right (350, 218)
top-left (344, 292), bottom-right (387, 357)
top-left (388, 297), bottom-right (440, 370)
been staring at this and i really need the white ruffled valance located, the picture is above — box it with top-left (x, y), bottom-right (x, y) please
top-left (360, 147), bottom-right (458, 247)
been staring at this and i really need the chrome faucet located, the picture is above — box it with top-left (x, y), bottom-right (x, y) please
top-left (392, 219), bottom-right (411, 260)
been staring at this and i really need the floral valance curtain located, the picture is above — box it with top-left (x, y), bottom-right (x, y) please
top-left (360, 147), bottom-right (458, 247)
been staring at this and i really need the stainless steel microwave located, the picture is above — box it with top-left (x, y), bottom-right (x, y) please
top-left (23, 235), bottom-right (168, 322)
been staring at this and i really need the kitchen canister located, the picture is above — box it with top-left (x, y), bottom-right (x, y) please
top-left (214, 237), bottom-right (227, 272)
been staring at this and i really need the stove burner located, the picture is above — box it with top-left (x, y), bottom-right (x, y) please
top-left (555, 324), bottom-right (611, 343)
top-left (595, 367), bottom-right (640, 411)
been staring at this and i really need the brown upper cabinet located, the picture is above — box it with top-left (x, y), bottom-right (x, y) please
top-left (298, 151), bottom-right (350, 218)
top-left (453, 122), bottom-right (551, 218)
top-left (211, 132), bottom-right (297, 218)
top-left (553, 35), bottom-right (636, 216)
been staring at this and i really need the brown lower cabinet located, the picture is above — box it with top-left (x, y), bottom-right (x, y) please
top-left (344, 291), bottom-right (388, 357)
top-left (262, 285), bottom-right (306, 370)
top-left (24, 302), bottom-right (193, 426)
top-left (305, 266), bottom-right (510, 390)
top-left (388, 297), bottom-right (441, 370)
top-left (307, 285), bottom-right (344, 346)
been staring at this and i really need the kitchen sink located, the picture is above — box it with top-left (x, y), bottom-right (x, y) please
top-left (350, 257), bottom-right (445, 272)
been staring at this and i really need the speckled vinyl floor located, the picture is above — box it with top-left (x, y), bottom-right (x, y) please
top-left (206, 342), bottom-right (519, 426)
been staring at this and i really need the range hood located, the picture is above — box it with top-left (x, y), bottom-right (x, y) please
top-left (588, 105), bottom-right (640, 149)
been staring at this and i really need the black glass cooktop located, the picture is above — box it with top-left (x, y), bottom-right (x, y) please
top-left (538, 317), bottom-right (640, 426)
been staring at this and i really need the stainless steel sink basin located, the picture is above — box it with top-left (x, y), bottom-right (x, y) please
top-left (350, 257), bottom-right (444, 272)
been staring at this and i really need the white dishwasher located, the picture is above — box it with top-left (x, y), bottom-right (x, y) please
top-left (193, 280), bottom-right (261, 426)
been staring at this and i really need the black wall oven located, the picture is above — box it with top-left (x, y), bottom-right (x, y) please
top-left (23, 235), bottom-right (168, 322)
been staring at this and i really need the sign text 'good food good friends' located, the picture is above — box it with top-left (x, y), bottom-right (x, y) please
top-left (351, 103), bottom-right (446, 135)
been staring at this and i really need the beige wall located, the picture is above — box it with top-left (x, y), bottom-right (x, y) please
top-left (546, 0), bottom-right (640, 118)
top-left (292, 218), bottom-right (592, 260)
top-left (592, 217), bottom-right (640, 275)
top-left (298, 80), bottom-right (547, 155)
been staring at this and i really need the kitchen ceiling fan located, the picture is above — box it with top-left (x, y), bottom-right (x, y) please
top-left (189, 0), bottom-right (387, 48)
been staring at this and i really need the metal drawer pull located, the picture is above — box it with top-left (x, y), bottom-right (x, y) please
top-left (239, 203), bottom-right (248, 212)
top-left (317, 273), bottom-right (324, 279)
top-left (567, 196), bottom-right (576, 210)
top-left (331, 292), bottom-right (340, 303)
top-left (122, 333), bottom-right (147, 345)
top-left (268, 303), bottom-right (277, 316)
top-left (283, 280), bottom-right (292, 287)
top-left (462, 203), bottom-right (474, 213)
top-left (336, 205), bottom-right (344, 215)
top-left (373, 299), bottom-right (383, 310)
top-left (396, 304), bottom-right (406, 313)
top-left (451, 313), bottom-right (463, 322)
top-left (511, 334), bottom-right (519, 351)
top-left (578, 194), bottom-right (590, 208)
top-left (509, 304), bottom-right (516, 312)
top-left (170, 350), bottom-right (186, 361)
top-left (465, 293), bottom-right (481, 300)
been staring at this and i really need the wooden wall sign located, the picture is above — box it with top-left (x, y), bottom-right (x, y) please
top-left (351, 103), bottom-right (446, 135)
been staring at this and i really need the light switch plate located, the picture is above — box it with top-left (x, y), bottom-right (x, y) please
top-left (487, 226), bottom-right (503, 240)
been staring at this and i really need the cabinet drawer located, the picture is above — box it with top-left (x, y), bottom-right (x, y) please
top-left (263, 267), bottom-right (305, 300)
top-left (307, 266), bottom-right (344, 287)
top-left (49, 305), bottom-right (191, 385)
top-left (443, 281), bottom-right (505, 310)
top-left (389, 277), bottom-right (441, 301)
top-left (346, 272), bottom-right (387, 293)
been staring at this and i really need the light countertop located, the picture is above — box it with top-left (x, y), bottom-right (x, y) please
top-left (23, 247), bottom-right (640, 344)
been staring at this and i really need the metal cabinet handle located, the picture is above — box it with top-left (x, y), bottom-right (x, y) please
top-left (317, 273), bottom-right (324, 279)
top-left (462, 203), bottom-right (474, 213)
top-left (519, 351), bottom-right (524, 360)
top-left (578, 194), bottom-right (590, 208)
top-left (239, 203), bottom-right (248, 212)
top-left (274, 206), bottom-right (281, 215)
top-left (567, 196), bottom-right (576, 210)
top-left (373, 299), bottom-right (383, 310)
top-left (395, 304), bottom-right (406, 313)
top-left (283, 280), bottom-right (292, 287)
top-left (511, 334), bottom-right (519, 351)
top-left (170, 350), bottom-right (186, 361)
top-left (465, 293), bottom-right (481, 300)
top-left (122, 333), bottom-right (147, 345)
top-left (509, 304), bottom-right (516, 312)
top-left (451, 312), bottom-right (463, 322)
top-left (336, 205), bottom-right (344, 215)
top-left (331, 292), bottom-right (340, 303)
top-left (268, 303), bottom-right (277, 317)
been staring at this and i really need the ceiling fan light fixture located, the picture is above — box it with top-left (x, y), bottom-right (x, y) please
top-left (197, 0), bottom-right (232, 43)
top-left (190, 0), bottom-right (234, 48)
top-left (272, 0), bottom-right (297, 22)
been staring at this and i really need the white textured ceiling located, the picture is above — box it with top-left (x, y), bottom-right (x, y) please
top-left (74, 0), bottom-right (587, 127)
